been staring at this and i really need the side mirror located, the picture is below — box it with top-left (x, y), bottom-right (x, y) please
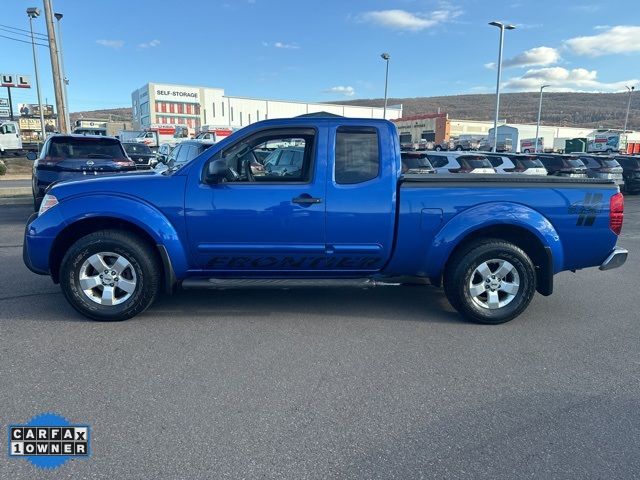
top-left (205, 159), bottom-right (228, 184)
top-left (26, 151), bottom-right (37, 161)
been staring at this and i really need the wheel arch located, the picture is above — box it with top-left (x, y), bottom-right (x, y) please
top-left (427, 203), bottom-right (564, 296)
top-left (48, 217), bottom-right (174, 290)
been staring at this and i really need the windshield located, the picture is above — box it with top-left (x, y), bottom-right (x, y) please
top-left (459, 156), bottom-right (492, 168)
top-left (48, 137), bottom-right (125, 159)
top-left (599, 159), bottom-right (622, 168)
top-left (123, 143), bottom-right (152, 155)
top-left (402, 155), bottom-right (432, 169)
top-left (566, 159), bottom-right (586, 168)
top-left (515, 157), bottom-right (544, 168)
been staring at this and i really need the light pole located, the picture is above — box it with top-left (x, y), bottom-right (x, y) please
top-left (381, 52), bottom-right (390, 119)
top-left (623, 85), bottom-right (635, 132)
top-left (534, 84), bottom-right (550, 153)
top-left (489, 21), bottom-right (515, 152)
top-left (27, 7), bottom-right (46, 143)
top-left (54, 12), bottom-right (71, 133)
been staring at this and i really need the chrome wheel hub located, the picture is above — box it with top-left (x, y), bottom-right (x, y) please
top-left (79, 252), bottom-right (137, 306)
top-left (469, 259), bottom-right (520, 310)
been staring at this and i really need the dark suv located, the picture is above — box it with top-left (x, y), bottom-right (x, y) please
top-left (578, 155), bottom-right (624, 186)
top-left (122, 142), bottom-right (157, 169)
top-left (29, 135), bottom-right (135, 210)
top-left (616, 155), bottom-right (640, 194)
top-left (536, 154), bottom-right (588, 178)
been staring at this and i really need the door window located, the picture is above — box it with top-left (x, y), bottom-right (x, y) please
top-left (335, 127), bottom-right (380, 184)
top-left (5, 123), bottom-right (16, 134)
top-left (215, 128), bottom-right (315, 182)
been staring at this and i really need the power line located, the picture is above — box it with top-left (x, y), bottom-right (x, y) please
top-left (0, 26), bottom-right (50, 42)
top-left (0, 23), bottom-right (48, 38)
top-left (0, 33), bottom-right (49, 48)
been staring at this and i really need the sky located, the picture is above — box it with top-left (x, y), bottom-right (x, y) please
top-left (1, 0), bottom-right (639, 112)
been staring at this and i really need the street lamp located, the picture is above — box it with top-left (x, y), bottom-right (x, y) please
top-left (381, 52), bottom-right (390, 119)
top-left (27, 7), bottom-right (46, 143)
top-left (54, 12), bottom-right (71, 133)
top-left (489, 21), bottom-right (515, 152)
top-left (535, 84), bottom-right (550, 153)
top-left (623, 85), bottom-right (635, 133)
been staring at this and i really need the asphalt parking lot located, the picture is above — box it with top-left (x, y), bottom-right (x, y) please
top-left (1, 198), bottom-right (639, 479)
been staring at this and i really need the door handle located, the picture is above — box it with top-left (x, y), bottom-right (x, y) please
top-left (292, 195), bottom-right (322, 205)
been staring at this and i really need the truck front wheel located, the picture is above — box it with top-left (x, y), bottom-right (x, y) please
top-left (59, 230), bottom-right (161, 321)
top-left (444, 239), bottom-right (536, 324)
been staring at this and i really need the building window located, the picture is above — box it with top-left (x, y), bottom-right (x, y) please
top-left (248, 113), bottom-right (251, 124)
top-left (231, 107), bottom-right (234, 122)
top-left (221, 102), bottom-right (225, 117)
top-left (240, 112), bottom-right (243, 126)
top-left (256, 110), bottom-right (260, 121)
top-left (212, 103), bottom-right (216, 118)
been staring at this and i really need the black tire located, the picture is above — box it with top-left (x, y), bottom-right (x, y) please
top-left (59, 230), bottom-right (161, 321)
top-left (455, 146), bottom-right (463, 151)
top-left (435, 146), bottom-right (442, 151)
top-left (443, 239), bottom-right (536, 324)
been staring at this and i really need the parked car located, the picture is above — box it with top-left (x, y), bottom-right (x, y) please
top-left (23, 117), bottom-right (627, 325)
top-left (156, 139), bottom-right (215, 172)
top-left (156, 143), bottom-right (173, 165)
top-left (578, 155), bottom-right (624, 186)
top-left (28, 134), bottom-right (135, 210)
top-left (122, 142), bottom-right (157, 169)
top-left (427, 152), bottom-right (496, 174)
top-left (536, 154), bottom-right (589, 178)
top-left (262, 147), bottom-right (305, 177)
top-left (400, 152), bottom-right (436, 174)
top-left (451, 137), bottom-right (480, 151)
top-left (616, 155), bottom-right (640, 194)
top-left (484, 153), bottom-right (547, 175)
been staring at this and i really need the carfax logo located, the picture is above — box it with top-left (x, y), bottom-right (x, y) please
top-left (8, 413), bottom-right (90, 470)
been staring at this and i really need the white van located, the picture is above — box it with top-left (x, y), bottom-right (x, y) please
top-left (0, 121), bottom-right (24, 155)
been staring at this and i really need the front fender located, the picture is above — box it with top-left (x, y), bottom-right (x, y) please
top-left (57, 194), bottom-right (189, 277)
top-left (425, 202), bottom-right (564, 279)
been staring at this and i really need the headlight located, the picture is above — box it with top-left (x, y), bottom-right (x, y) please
top-left (38, 194), bottom-right (58, 216)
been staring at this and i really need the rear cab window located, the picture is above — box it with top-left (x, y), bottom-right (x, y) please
top-left (335, 127), bottom-right (380, 184)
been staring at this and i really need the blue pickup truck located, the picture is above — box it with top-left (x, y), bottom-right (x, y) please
top-left (23, 117), bottom-right (627, 324)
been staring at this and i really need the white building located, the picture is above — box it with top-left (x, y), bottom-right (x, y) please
top-left (131, 82), bottom-right (402, 130)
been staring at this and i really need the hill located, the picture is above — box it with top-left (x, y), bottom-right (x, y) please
top-left (336, 92), bottom-right (639, 130)
top-left (69, 92), bottom-right (640, 130)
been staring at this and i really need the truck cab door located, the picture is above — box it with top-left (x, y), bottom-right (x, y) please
top-left (184, 126), bottom-right (327, 274)
top-left (324, 123), bottom-right (397, 273)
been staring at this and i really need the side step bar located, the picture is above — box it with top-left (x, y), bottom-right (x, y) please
top-left (180, 277), bottom-right (428, 290)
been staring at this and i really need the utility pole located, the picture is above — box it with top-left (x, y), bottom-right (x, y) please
top-left (54, 12), bottom-right (71, 132)
top-left (534, 85), bottom-right (550, 153)
top-left (42, 0), bottom-right (68, 133)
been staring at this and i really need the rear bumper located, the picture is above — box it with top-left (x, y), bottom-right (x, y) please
top-left (599, 247), bottom-right (628, 271)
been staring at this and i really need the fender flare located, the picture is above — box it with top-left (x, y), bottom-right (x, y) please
top-left (425, 202), bottom-right (564, 280)
top-left (56, 194), bottom-right (190, 278)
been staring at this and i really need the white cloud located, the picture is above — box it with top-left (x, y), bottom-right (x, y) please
top-left (486, 46), bottom-right (560, 69)
top-left (138, 39), bottom-right (160, 48)
top-left (503, 66), bottom-right (639, 92)
top-left (96, 39), bottom-right (124, 49)
top-left (324, 86), bottom-right (355, 97)
top-left (274, 41), bottom-right (299, 49)
top-left (357, 5), bottom-right (462, 31)
top-left (564, 25), bottom-right (640, 56)
top-left (262, 41), bottom-right (300, 49)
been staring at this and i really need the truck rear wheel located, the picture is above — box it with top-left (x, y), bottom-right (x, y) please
top-left (59, 230), bottom-right (161, 321)
top-left (444, 239), bottom-right (536, 324)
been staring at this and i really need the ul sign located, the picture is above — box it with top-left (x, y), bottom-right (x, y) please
top-left (1, 74), bottom-right (31, 88)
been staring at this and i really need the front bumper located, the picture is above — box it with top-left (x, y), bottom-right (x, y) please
top-left (599, 247), bottom-right (628, 271)
top-left (23, 211), bottom-right (60, 276)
